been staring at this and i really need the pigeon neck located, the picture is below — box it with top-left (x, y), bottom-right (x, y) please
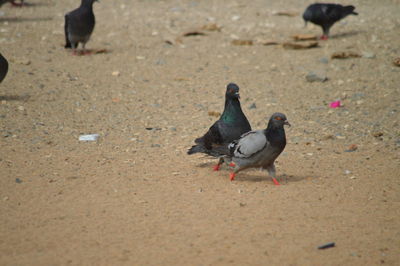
top-left (221, 97), bottom-right (242, 123)
top-left (265, 123), bottom-right (286, 148)
top-left (80, 1), bottom-right (94, 9)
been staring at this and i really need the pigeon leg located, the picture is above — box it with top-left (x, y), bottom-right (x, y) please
top-left (213, 157), bottom-right (224, 171)
top-left (229, 166), bottom-right (241, 181)
top-left (229, 172), bottom-right (236, 181)
top-left (265, 164), bottom-right (280, 186)
top-left (229, 162), bottom-right (236, 167)
top-left (321, 25), bottom-right (331, 40)
top-left (70, 43), bottom-right (79, 55)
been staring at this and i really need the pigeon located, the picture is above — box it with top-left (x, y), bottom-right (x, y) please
top-left (215, 113), bottom-right (290, 185)
top-left (0, 0), bottom-right (24, 7)
top-left (64, 0), bottom-right (98, 55)
top-left (303, 3), bottom-right (358, 40)
top-left (0, 53), bottom-right (8, 83)
top-left (187, 83), bottom-right (252, 170)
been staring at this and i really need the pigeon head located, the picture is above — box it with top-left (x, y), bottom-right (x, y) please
top-left (268, 113), bottom-right (290, 128)
top-left (225, 83), bottom-right (240, 99)
top-left (302, 8), bottom-right (312, 25)
top-left (344, 5), bottom-right (358, 15)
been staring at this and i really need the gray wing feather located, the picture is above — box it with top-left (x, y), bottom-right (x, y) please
top-left (233, 130), bottom-right (267, 158)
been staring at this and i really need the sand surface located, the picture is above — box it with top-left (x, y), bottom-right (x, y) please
top-left (1, 0), bottom-right (399, 265)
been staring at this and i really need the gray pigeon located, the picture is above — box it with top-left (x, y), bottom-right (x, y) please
top-left (187, 83), bottom-right (252, 170)
top-left (0, 53), bottom-right (8, 83)
top-left (303, 3), bottom-right (358, 40)
top-left (64, 0), bottom-right (98, 54)
top-left (215, 113), bottom-right (290, 185)
top-left (0, 0), bottom-right (24, 7)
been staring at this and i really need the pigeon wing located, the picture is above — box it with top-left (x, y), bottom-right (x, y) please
top-left (324, 4), bottom-right (345, 21)
top-left (230, 130), bottom-right (267, 158)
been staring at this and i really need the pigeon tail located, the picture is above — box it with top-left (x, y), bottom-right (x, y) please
top-left (187, 144), bottom-right (225, 157)
top-left (187, 145), bottom-right (204, 155)
top-left (64, 15), bottom-right (72, 48)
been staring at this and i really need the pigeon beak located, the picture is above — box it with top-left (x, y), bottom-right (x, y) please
top-left (235, 92), bottom-right (240, 99)
top-left (284, 120), bottom-right (291, 127)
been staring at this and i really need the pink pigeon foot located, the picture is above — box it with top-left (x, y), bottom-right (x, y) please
top-left (272, 178), bottom-right (281, 186)
top-left (229, 173), bottom-right (236, 181)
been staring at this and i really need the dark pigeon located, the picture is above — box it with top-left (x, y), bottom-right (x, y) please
top-left (303, 3), bottom-right (358, 40)
top-left (215, 113), bottom-right (290, 185)
top-left (0, 0), bottom-right (24, 7)
top-left (187, 83), bottom-right (252, 170)
top-left (64, 0), bottom-right (98, 54)
top-left (0, 53), bottom-right (8, 83)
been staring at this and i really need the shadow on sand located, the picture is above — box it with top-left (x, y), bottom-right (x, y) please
top-left (0, 94), bottom-right (30, 101)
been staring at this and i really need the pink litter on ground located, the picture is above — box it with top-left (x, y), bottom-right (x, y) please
top-left (330, 100), bottom-right (341, 108)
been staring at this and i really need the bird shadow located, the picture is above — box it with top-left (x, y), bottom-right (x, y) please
top-left (0, 94), bottom-right (30, 102)
top-left (234, 173), bottom-right (317, 184)
top-left (0, 16), bottom-right (53, 23)
top-left (65, 48), bottom-right (111, 56)
top-left (19, 1), bottom-right (50, 7)
top-left (330, 30), bottom-right (363, 39)
top-left (197, 162), bottom-right (216, 169)
top-left (195, 161), bottom-right (316, 184)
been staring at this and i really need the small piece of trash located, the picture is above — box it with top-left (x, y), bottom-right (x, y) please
top-left (182, 31), bottom-right (206, 37)
top-left (329, 101), bottom-right (341, 108)
top-left (259, 40), bottom-right (280, 46)
top-left (231, 39), bottom-right (253, 46)
top-left (79, 134), bottom-right (99, 142)
top-left (291, 34), bottom-right (317, 41)
top-left (145, 127), bottom-right (161, 131)
top-left (318, 242), bottom-right (335, 249)
top-left (345, 144), bottom-right (358, 152)
top-left (331, 51), bottom-right (361, 59)
top-left (208, 111), bottom-right (221, 117)
top-left (15, 178), bottom-right (23, 184)
top-left (282, 41), bottom-right (318, 49)
top-left (344, 170), bottom-right (352, 175)
top-left (273, 11), bottom-right (298, 17)
top-left (112, 71), bottom-right (120, 76)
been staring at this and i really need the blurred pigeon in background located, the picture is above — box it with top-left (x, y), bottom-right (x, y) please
top-left (64, 0), bottom-right (98, 55)
top-left (0, 53), bottom-right (8, 83)
top-left (188, 83), bottom-right (252, 170)
top-left (215, 113), bottom-right (290, 185)
top-left (303, 3), bottom-right (358, 40)
top-left (0, 0), bottom-right (24, 7)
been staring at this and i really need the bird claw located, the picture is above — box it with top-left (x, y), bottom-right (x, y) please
top-left (229, 173), bottom-right (235, 181)
top-left (213, 164), bottom-right (221, 171)
top-left (320, 35), bottom-right (328, 40)
top-left (272, 178), bottom-right (281, 186)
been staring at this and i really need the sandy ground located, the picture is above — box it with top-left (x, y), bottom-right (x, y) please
top-left (1, 0), bottom-right (399, 265)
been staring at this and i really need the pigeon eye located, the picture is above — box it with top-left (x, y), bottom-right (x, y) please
top-left (275, 117), bottom-right (282, 120)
